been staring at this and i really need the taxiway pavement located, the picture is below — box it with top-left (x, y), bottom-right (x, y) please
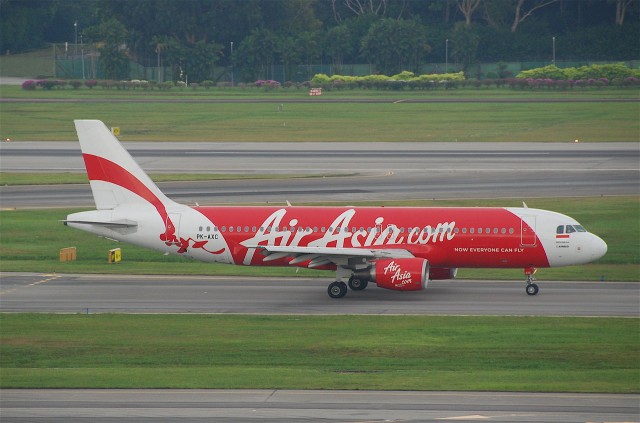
top-left (1, 389), bottom-right (638, 423)
top-left (1, 142), bottom-right (637, 207)
top-left (1, 273), bottom-right (636, 316)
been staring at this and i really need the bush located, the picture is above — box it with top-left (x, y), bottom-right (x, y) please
top-left (517, 63), bottom-right (639, 81)
top-left (21, 80), bottom-right (37, 90)
top-left (37, 80), bottom-right (56, 90)
top-left (310, 73), bottom-right (330, 86)
top-left (70, 80), bottom-right (82, 89)
top-left (84, 79), bottom-right (98, 89)
top-left (160, 81), bottom-right (174, 91)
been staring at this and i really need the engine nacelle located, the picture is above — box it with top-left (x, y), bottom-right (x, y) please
top-left (371, 258), bottom-right (429, 291)
top-left (429, 267), bottom-right (458, 280)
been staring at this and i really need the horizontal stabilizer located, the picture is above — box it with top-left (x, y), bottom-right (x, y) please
top-left (62, 219), bottom-right (138, 228)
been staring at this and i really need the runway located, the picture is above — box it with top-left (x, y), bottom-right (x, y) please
top-left (2, 389), bottom-right (638, 423)
top-left (1, 273), bottom-right (637, 316)
top-left (1, 142), bottom-right (638, 207)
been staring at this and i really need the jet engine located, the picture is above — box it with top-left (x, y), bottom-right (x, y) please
top-left (429, 267), bottom-right (458, 280)
top-left (370, 258), bottom-right (429, 291)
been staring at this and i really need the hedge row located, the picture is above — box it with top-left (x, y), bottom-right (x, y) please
top-left (310, 71), bottom-right (466, 90)
top-left (516, 63), bottom-right (640, 81)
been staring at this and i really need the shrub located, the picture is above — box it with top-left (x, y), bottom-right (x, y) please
top-left (37, 80), bottom-right (56, 90)
top-left (160, 81), bottom-right (174, 91)
top-left (70, 80), bottom-right (83, 89)
top-left (310, 73), bottom-right (330, 86)
top-left (21, 80), bottom-right (37, 90)
top-left (84, 79), bottom-right (98, 89)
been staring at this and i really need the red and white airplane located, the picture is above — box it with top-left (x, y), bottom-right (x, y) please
top-left (65, 120), bottom-right (607, 298)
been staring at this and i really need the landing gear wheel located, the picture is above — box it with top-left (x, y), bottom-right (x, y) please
top-left (348, 277), bottom-right (368, 291)
top-left (328, 281), bottom-right (348, 299)
top-left (526, 283), bottom-right (539, 296)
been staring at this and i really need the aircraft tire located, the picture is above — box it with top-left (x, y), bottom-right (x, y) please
top-left (526, 283), bottom-right (539, 296)
top-left (348, 277), bottom-right (368, 291)
top-left (328, 281), bottom-right (348, 299)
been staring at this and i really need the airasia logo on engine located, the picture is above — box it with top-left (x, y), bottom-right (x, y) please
top-left (375, 258), bottom-right (427, 291)
top-left (383, 261), bottom-right (413, 287)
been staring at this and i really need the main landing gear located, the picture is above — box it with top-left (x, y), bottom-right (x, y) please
top-left (524, 267), bottom-right (539, 296)
top-left (328, 281), bottom-right (348, 299)
top-left (327, 276), bottom-right (369, 299)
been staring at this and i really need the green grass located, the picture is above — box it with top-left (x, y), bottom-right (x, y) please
top-left (1, 100), bottom-right (638, 142)
top-left (3, 84), bottom-right (639, 99)
top-left (1, 196), bottom-right (637, 280)
top-left (1, 314), bottom-right (637, 392)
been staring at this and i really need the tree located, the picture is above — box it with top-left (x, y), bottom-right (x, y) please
top-left (616, 0), bottom-right (635, 25)
top-left (0, 0), bottom-right (56, 53)
top-left (450, 21), bottom-right (479, 74)
top-left (511, 0), bottom-right (558, 33)
top-left (331, 0), bottom-right (388, 21)
top-left (183, 40), bottom-right (223, 83)
top-left (457, 0), bottom-right (482, 26)
top-left (361, 18), bottom-right (429, 75)
top-left (325, 24), bottom-right (354, 70)
top-left (88, 17), bottom-right (130, 80)
top-left (234, 28), bottom-right (279, 81)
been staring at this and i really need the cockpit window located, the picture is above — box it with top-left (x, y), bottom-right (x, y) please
top-left (558, 224), bottom-right (588, 234)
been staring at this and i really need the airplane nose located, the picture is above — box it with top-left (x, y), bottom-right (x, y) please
top-left (590, 235), bottom-right (608, 261)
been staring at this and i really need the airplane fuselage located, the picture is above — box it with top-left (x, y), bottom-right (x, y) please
top-left (65, 120), bottom-right (608, 298)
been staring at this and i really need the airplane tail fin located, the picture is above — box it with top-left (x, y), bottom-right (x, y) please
top-left (74, 120), bottom-right (175, 210)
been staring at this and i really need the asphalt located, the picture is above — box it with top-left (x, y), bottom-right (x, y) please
top-left (1, 389), bottom-right (638, 423)
top-left (1, 273), bottom-right (637, 316)
top-left (1, 142), bottom-right (637, 207)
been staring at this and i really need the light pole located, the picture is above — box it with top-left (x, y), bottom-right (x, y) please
top-left (552, 36), bottom-right (556, 65)
top-left (445, 39), bottom-right (449, 73)
top-left (230, 41), bottom-right (234, 86)
top-left (81, 34), bottom-right (85, 80)
top-left (73, 21), bottom-right (78, 77)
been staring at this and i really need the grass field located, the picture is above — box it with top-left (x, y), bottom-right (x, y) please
top-left (1, 92), bottom-right (638, 142)
top-left (1, 314), bottom-right (637, 392)
top-left (1, 196), bottom-right (637, 281)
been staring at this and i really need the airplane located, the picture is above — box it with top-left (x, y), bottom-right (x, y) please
top-left (65, 120), bottom-right (608, 299)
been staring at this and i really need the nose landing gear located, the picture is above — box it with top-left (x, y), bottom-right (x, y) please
top-left (524, 267), bottom-right (539, 296)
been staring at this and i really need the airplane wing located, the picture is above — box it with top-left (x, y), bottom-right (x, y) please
top-left (251, 245), bottom-right (414, 268)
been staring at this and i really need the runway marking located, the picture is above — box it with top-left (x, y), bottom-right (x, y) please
top-left (437, 415), bottom-right (489, 420)
top-left (0, 273), bottom-right (60, 296)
